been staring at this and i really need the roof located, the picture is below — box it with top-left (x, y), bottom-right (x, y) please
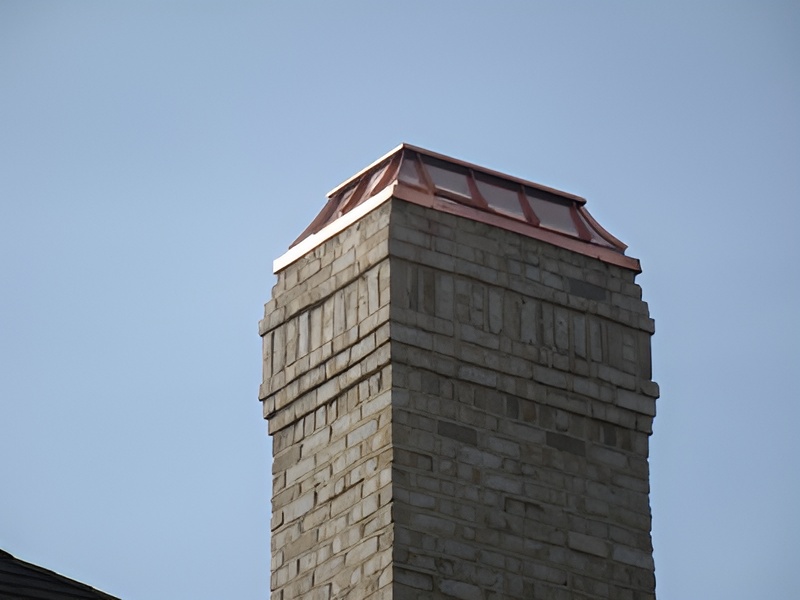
top-left (0, 549), bottom-right (121, 600)
top-left (275, 143), bottom-right (640, 273)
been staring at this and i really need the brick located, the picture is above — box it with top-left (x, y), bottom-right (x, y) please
top-left (285, 455), bottom-right (315, 483)
top-left (612, 544), bottom-right (655, 569)
top-left (263, 194), bottom-right (657, 599)
top-left (345, 536), bottom-right (378, 567)
top-left (616, 389), bottom-right (656, 416)
top-left (567, 277), bottom-right (608, 302)
top-left (394, 448), bottom-right (433, 471)
top-left (486, 435), bottom-right (520, 458)
top-left (568, 532), bottom-right (609, 558)
top-left (457, 446), bottom-right (503, 469)
top-left (590, 445), bottom-right (629, 470)
top-left (546, 431), bottom-right (587, 457)
top-left (410, 513), bottom-right (455, 536)
top-left (440, 579), bottom-right (482, 600)
top-left (484, 473), bottom-right (523, 495)
top-left (395, 568), bottom-right (433, 591)
top-left (346, 419), bottom-right (378, 447)
top-left (330, 485), bottom-right (362, 519)
top-left (457, 364), bottom-right (497, 388)
top-left (437, 420), bottom-right (477, 446)
top-left (282, 491), bottom-right (314, 523)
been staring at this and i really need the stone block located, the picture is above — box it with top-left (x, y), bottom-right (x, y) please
top-left (546, 431), bottom-right (587, 457)
top-left (440, 579), bottom-right (482, 600)
top-left (612, 544), bottom-right (655, 569)
top-left (567, 277), bottom-right (608, 302)
top-left (437, 420), bottom-right (478, 446)
top-left (282, 491), bottom-right (314, 523)
top-left (568, 531), bottom-right (610, 558)
top-left (264, 196), bottom-right (657, 599)
top-left (395, 568), bottom-right (433, 592)
top-left (345, 536), bottom-right (379, 567)
top-left (347, 419), bottom-right (379, 448)
top-left (616, 389), bottom-right (656, 416)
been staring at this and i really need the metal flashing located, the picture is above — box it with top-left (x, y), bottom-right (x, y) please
top-left (276, 145), bottom-right (641, 273)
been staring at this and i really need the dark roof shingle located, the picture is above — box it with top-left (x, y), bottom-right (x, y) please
top-left (0, 549), bottom-right (121, 600)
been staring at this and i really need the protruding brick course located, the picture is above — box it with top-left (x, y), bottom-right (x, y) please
top-left (262, 190), bottom-right (657, 599)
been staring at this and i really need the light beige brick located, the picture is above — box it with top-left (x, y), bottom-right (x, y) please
top-left (262, 197), bottom-right (657, 599)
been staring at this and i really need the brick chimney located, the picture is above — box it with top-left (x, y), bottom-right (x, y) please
top-left (259, 145), bottom-right (658, 599)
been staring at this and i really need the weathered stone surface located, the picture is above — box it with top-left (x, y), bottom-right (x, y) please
top-left (261, 198), bottom-right (658, 599)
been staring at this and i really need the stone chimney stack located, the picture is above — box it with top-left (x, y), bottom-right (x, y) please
top-left (259, 145), bottom-right (658, 600)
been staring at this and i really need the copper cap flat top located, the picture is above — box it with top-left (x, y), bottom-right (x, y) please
top-left (279, 144), bottom-right (640, 273)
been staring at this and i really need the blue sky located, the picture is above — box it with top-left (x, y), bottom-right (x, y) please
top-left (1, 2), bottom-right (798, 599)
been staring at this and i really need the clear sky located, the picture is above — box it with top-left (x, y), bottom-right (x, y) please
top-left (1, 2), bottom-right (798, 599)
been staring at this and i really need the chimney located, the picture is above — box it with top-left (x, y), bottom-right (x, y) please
top-left (259, 144), bottom-right (658, 599)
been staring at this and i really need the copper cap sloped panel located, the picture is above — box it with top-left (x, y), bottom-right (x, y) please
top-left (287, 144), bottom-right (639, 272)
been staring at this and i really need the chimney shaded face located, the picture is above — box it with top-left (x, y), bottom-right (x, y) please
top-left (260, 146), bottom-right (658, 600)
